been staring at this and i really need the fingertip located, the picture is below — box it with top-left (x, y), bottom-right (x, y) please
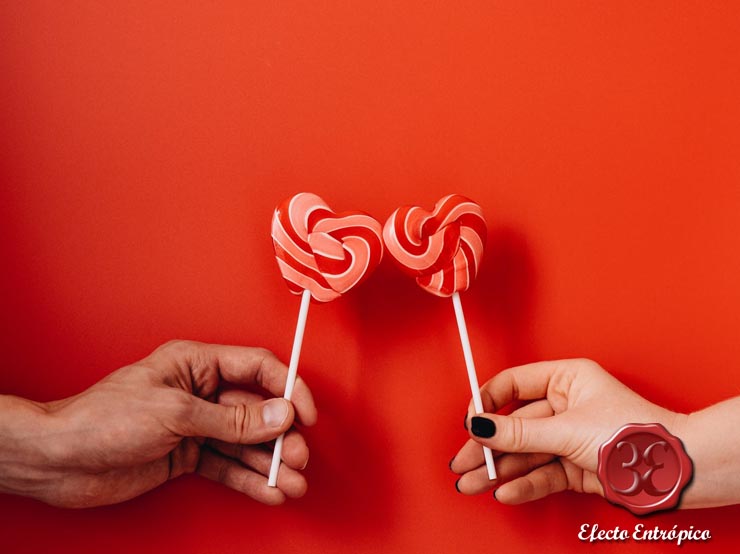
top-left (492, 484), bottom-right (518, 505)
top-left (263, 398), bottom-right (294, 432)
top-left (493, 485), bottom-right (511, 504)
top-left (291, 377), bottom-right (318, 427)
top-left (281, 431), bottom-right (309, 470)
top-left (300, 407), bottom-right (318, 427)
top-left (470, 415), bottom-right (497, 439)
top-left (273, 463), bottom-right (309, 499)
top-left (281, 474), bottom-right (308, 499)
top-left (197, 448), bottom-right (289, 505)
top-left (448, 455), bottom-right (465, 475)
top-left (293, 480), bottom-right (308, 499)
top-left (261, 487), bottom-right (288, 506)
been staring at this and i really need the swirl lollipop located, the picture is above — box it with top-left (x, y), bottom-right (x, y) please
top-left (383, 194), bottom-right (496, 480)
top-left (268, 192), bottom-right (383, 486)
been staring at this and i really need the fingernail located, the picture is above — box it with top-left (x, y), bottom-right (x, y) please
top-left (455, 479), bottom-right (462, 493)
top-left (448, 456), bottom-right (455, 471)
top-left (263, 399), bottom-right (289, 427)
top-left (493, 489), bottom-right (499, 501)
top-left (301, 453), bottom-right (309, 471)
top-left (463, 413), bottom-right (468, 430)
top-left (471, 416), bottom-right (496, 438)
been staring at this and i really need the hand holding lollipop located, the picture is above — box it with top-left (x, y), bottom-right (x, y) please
top-left (383, 194), bottom-right (496, 480)
top-left (269, 192), bottom-right (383, 486)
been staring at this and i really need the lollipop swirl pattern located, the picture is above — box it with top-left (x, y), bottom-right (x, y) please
top-left (383, 194), bottom-right (487, 297)
top-left (272, 193), bottom-right (383, 302)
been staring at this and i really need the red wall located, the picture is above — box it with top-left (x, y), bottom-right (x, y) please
top-left (1, 2), bottom-right (739, 552)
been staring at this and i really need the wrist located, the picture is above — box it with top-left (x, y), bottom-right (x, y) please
top-left (674, 410), bottom-right (706, 509)
top-left (673, 398), bottom-right (740, 509)
top-left (0, 395), bottom-right (57, 498)
top-left (662, 409), bottom-right (690, 443)
top-left (660, 410), bottom-right (697, 510)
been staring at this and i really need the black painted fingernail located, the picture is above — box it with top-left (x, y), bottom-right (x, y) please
top-left (471, 416), bottom-right (496, 438)
top-left (463, 413), bottom-right (468, 430)
top-left (455, 479), bottom-right (462, 493)
top-left (448, 456), bottom-right (456, 471)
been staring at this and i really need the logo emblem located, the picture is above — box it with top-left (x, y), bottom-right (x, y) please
top-left (597, 423), bottom-right (693, 515)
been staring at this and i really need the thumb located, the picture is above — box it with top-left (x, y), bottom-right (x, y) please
top-left (469, 413), bottom-right (570, 456)
top-left (185, 397), bottom-right (294, 444)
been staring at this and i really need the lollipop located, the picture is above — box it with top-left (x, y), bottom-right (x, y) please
top-left (383, 194), bottom-right (496, 480)
top-left (268, 192), bottom-right (383, 486)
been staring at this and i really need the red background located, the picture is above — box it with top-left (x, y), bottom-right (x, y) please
top-left (1, 2), bottom-right (739, 552)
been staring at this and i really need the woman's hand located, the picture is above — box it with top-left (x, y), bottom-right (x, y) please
top-left (450, 359), bottom-right (686, 505)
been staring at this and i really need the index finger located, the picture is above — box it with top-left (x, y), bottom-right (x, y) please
top-left (211, 344), bottom-right (318, 427)
top-left (469, 359), bottom-right (589, 415)
top-left (156, 340), bottom-right (318, 427)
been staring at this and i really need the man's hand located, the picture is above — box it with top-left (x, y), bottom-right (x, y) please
top-left (0, 340), bottom-right (317, 508)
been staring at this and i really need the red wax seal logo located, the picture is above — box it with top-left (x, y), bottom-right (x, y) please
top-left (597, 423), bottom-right (693, 515)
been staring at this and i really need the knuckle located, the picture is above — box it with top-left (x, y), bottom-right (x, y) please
top-left (232, 404), bottom-right (254, 443)
top-left (55, 497), bottom-right (86, 509)
top-left (252, 346), bottom-right (274, 359)
top-left (497, 369), bottom-right (520, 401)
top-left (573, 358), bottom-right (601, 374)
top-left (509, 417), bottom-right (528, 452)
top-left (61, 483), bottom-right (105, 509)
top-left (547, 371), bottom-right (574, 412)
top-left (183, 440), bottom-right (200, 474)
top-left (185, 457), bottom-right (199, 475)
top-left (159, 339), bottom-right (193, 353)
top-left (150, 340), bottom-right (197, 365)
top-left (216, 458), bottom-right (230, 485)
top-left (520, 475), bottom-right (537, 499)
top-left (254, 348), bottom-right (280, 389)
top-left (169, 390), bottom-right (194, 421)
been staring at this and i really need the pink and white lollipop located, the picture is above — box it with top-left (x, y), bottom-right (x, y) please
top-left (272, 192), bottom-right (384, 302)
top-left (268, 192), bottom-right (383, 486)
top-left (383, 194), bottom-right (496, 480)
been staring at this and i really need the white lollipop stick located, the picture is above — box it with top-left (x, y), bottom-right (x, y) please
top-left (268, 288), bottom-right (311, 487)
top-left (451, 291), bottom-right (496, 480)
